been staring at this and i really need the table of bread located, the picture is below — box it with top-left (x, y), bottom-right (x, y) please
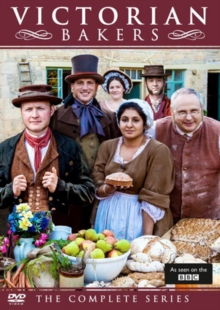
top-left (88, 218), bottom-right (220, 288)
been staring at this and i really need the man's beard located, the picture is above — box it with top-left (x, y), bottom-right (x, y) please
top-left (147, 86), bottom-right (164, 96)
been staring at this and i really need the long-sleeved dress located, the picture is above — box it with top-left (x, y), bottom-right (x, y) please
top-left (92, 136), bottom-right (175, 241)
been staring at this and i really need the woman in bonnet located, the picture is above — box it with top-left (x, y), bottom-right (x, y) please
top-left (92, 99), bottom-right (175, 241)
top-left (100, 69), bottom-right (133, 112)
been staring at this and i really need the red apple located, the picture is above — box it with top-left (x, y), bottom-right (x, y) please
top-left (80, 240), bottom-right (96, 251)
top-left (102, 229), bottom-right (115, 237)
top-left (107, 249), bottom-right (120, 258)
top-left (67, 233), bottom-right (77, 241)
top-left (105, 236), bottom-right (118, 245)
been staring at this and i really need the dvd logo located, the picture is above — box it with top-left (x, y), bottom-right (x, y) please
top-left (8, 294), bottom-right (26, 303)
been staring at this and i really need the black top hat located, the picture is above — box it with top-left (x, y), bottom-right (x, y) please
top-left (65, 54), bottom-right (105, 84)
top-left (12, 84), bottom-right (62, 107)
top-left (140, 65), bottom-right (171, 77)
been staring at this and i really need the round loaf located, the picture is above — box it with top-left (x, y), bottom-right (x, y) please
top-left (105, 172), bottom-right (133, 187)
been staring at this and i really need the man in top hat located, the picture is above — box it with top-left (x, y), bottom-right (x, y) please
top-left (0, 84), bottom-right (95, 231)
top-left (50, 54), bottom-right (118, 230)
top-left (141, 65), bottom-right (171, 120)
top-left (50, 54), bottom-right (117, 173)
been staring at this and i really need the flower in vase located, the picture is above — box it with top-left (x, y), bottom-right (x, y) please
top-left (7, 203), bottom-right (53, 247)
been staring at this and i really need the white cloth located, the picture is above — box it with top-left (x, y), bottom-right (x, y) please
top-left (94, 192), bottom-right (143, 242)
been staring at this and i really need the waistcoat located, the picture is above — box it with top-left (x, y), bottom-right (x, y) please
top-left (11, 132), bottom-right (59, 212)
top-left (145, 95), bottom-right (171, 120)
top-left (156, 117), bottom-right (220, 222)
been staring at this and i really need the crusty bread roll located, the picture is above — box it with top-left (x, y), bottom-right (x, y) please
top-left (170, 218), bottom-right (220, 262)
top-left (105, 172), bottom-right (133, 187)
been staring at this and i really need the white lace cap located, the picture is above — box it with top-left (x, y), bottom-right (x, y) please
top-left (102, 70), bottom-right (133, 94)
top-left (116, 98), bottom-right (154, 128)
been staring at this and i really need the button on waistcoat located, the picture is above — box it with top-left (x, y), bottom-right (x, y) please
top-left (11, 132), bottom-right (59, 212)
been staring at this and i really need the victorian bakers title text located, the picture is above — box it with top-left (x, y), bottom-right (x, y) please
top-left (10, 6), bottom-right (207, 43)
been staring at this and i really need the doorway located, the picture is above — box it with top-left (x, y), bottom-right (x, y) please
top-left (207, 73), bottom-right (220, 121)
top-left (124, 82), bottom-right (141, 100)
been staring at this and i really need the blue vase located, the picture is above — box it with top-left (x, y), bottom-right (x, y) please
top-left (14, 238), bottom-right (35, 263)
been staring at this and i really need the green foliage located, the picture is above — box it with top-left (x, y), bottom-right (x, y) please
top-left (58, 254), bottom-right (74, 273)
top-left (44, 239), bottom-right (70, 249)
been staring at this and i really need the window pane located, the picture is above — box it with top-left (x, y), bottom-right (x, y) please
top-left (125, 69), bottom-right (130, 76)
top-left (165, 83), bottom-right (172, 93)
top-left (131, 70), bottom-right (136, 79)
top-left (50, 88), bottom-right (58, 96)
top-left (174, 83), bottom-right (182, 92)
top-left (47, 70), bottom-right (58, 88)
top-left (174, 70), bottom-right (183, 81)
top-left (165, 70), bottom-right (172, 81)
top-left (137, 70), bottom-right (142, 80)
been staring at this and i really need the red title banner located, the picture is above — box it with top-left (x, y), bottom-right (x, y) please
top-left (0, 289), bottom-right (220, 310)
top-left (0, 0), bottom-right (219, 48)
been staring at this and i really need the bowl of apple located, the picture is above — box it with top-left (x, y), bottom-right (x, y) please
top-left (62, 229), bottom-right (131, 283)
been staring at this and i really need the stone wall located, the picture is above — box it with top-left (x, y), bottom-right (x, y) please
top-left (1, 48), bottom-right (220, 141)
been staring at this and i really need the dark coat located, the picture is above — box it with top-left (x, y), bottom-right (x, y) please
top-left (49, 97), bottom-right (120, 229)
top-left (50, 97), bottom-right (118, 142)
top-left (0, 130), bottom-right (95, 230)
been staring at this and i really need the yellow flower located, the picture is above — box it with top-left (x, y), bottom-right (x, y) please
top-left (16, 203), bottom-right (31, 213)
top-left (21, 211), bottom-right (33, 219)
top-left (19, 218), bottom-right (32, 230)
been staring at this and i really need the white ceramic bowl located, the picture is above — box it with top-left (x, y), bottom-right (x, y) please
top-left (63, 250), bottom-right (131, 283)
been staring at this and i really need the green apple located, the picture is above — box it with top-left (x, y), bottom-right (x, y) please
top-left (85, 228), bottom-right (98, 242)
top-left (114, 239), bottom-right (130, 253)
top-left (75, 237), bottom-right (85, 246)
top-left (96, 240), bottom-right (112, 253)
top-left (97, 233), bottom-right (105, 240)
top-left (62, 241), bottom-right (79, 256)
top-left (90, 248), bottom-right (105, 259)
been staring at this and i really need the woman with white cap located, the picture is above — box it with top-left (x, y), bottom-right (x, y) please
top-left (92, 99), bottom-right (175, 241)
top-left (100, 69), bottom-right (133, 112)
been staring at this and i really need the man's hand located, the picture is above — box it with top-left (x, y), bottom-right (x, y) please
top-left (42, 167), bottom-right (58, 193)
top-left (13, 175), bottom-right (27, 197)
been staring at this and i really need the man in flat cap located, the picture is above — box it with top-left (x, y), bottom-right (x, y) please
top-left (50, 54), bottom-right (118, 230)
top-left (0, 84), bottom-right (95, 231)
top-left (141, 65), bottom-right (171, 120)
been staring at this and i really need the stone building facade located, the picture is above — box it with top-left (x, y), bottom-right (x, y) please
top-left (0, 48), bottom-right (220, 234)
top-left (1, 48), bottom-right (220, 141)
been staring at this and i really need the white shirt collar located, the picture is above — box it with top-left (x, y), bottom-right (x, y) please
top-left (175, 121), bottom-right (203, 137)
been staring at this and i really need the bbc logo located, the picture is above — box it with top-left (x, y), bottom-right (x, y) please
top-left (178, 274), bottom-right (199, 281)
